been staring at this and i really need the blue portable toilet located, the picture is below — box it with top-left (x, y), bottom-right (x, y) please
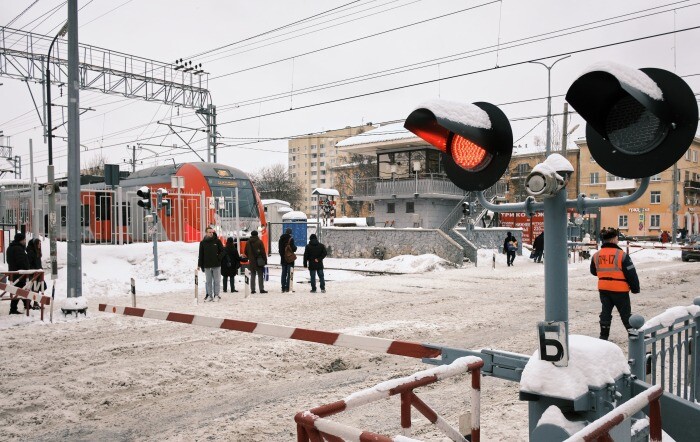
top-left (282, 211), bottom-right (308, 247)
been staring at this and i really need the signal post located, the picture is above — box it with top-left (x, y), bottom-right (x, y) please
top-left (405, 63), bottom-right (698, 440)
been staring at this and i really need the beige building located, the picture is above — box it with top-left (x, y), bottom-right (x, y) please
top-left (288, 124), bottom-right (373, 216)
top-left (577, 137), bottom-right (700, 239)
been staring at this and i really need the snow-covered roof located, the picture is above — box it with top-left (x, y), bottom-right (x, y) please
top-left (582, 61), bottom-right (663, 100)
top-left (282, 210), bottom-right (307, 220)
top-left (261, 199), bottom-right (291, 206)
top-left (0, 178), bottom-right (31, 187)
top-left (312, 188), bottom-right (339, 197)
top-left (511, 144), bottom-right (580, 158)
top-left (277, 206), bottom-right (293, 214)
top-left (332, 217), bottom-right (368, 227)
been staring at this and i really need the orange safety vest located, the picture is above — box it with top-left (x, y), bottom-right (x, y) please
top-left (594, 247), bottom-right (631, 292)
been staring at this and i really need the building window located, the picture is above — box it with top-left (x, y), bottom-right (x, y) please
top-left (685, 150), bottom-right (691, 160)
top-left (406, 202), bottom-right (414, 213)
top-left (320, 143), bottom-right (325, 150)
top-left (650, 191), bottom-right (661, 204)
top-left (650, 214), bottom-right (660, 229)
top-left (619, 215), bottom-right (628, 228)
top-left (590, 172), bottom-right (599, 184)
top-left (651, 174), bottom-right (661, 182)
top-left (694, 151), bottom-right (698, 163)
top-left (311, 144), bottom-right (317, 150)
top-left (320, 152), bottom-right (325, 157)
top-left (311, 180), bottom-right (316, 184)
top-left (590, 193), bottom-right (599, 199)
top-left (387, 203), bottom-right (395, 213)
top-left (320, 179), bottom-right (326, 184)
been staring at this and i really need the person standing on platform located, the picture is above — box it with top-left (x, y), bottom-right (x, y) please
top-left (278, 228), bottom-right (297, 293)
top-left (198, 227), bottom-right (224, 301)
top-left (245, 230), bottom-right (268, 294)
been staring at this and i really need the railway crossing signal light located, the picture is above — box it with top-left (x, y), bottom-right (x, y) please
top-left (404, 99), bottom-right (513, 191)
top-left (137, 186), bottom-right (151, 210)
top-left (566, 63), bottom-right (698, 178)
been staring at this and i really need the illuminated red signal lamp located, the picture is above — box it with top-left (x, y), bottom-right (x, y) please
top-left (404, 100), bottom-right (513, 191)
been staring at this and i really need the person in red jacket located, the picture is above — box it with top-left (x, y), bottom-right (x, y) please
top-left (590, 227), bottom-right (640, 340)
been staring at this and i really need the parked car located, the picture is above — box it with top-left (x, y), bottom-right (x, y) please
top-left (681, 236), bottom-right (700, 262)
top-left (618, 232), bottom-right (637, 242)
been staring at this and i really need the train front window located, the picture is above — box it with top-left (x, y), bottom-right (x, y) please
top-left (208, 178), bottom-right (260, 218)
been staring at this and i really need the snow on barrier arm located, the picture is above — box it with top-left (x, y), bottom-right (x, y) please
top-left (295, 356), bottom-right (483, 442)
top-left (98, 304), bottom-right (441, 359)
top-left (563, 384), bottom-right (662, 442)
top-left (0, 270), bottom-right (51, 321)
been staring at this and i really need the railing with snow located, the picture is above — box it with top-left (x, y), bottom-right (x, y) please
top-left (628, 299), bottom-right (700, 403)
top-left (294, 356), bottom-right (483, 442)
top-left (0, 270), bottom-right (52, 321)
top-left (563, 384), bottom-right (662, 442)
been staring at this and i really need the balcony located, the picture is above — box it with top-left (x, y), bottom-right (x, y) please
top-left (606, 178), bottom-right (637, 192)
top-left (350, 175), bottom-right (469, 200)
top-left (684, 180), bottom-right (700, 193)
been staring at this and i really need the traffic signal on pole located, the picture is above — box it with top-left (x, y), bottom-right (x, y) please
top-left (565, 62), bottom-right (698, 179)
top-left (404, 99), bottom-right (513, 191)
top-left (137, 186), bottom-right (151, 210)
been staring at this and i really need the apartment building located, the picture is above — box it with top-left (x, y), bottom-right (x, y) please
top-left (578, 137), bottom-right (700, 238)
top-left (288, 124), bottom-right (373, 216)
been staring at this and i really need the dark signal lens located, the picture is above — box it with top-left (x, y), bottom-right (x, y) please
top-left (450, 134), bottom-right (491, 171)
top-left (605, 96), bottom-right (667, 155)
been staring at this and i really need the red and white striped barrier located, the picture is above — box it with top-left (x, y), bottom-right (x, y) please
top-left (98, 304), bottom-right (441, 359)
top-left (564, 384), bottom-right (662, 442)
top-left (295, 356), bottom-right (483, 442)
top-left (0, 270), bottom-right (52, 321)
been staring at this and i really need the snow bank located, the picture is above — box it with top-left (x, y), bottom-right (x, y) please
top-left (324, 254), bottom-right (451, 274)
top-left (640, 304), bottom-right (700, 331)
top-left (520, 335), bottom-right (630, 400)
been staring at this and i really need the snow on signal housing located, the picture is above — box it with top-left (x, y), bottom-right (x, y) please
top-left (404, 100), bottom-right (513, 191)
top-left (566, 63), bottom-right (698, 179)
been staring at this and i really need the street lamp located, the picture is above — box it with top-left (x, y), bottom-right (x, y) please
top-left (45, 21), bottom-right (68, 282)
top-left (528, 55), bottom-right (570, 156)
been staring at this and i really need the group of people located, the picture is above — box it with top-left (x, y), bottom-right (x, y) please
top-left (197, 226), bottom-right (329, 298)
top-left (6, 233), bottom-right (44, 315)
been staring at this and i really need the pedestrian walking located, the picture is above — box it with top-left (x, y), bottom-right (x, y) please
top-left (590, 227), bottom-right (640, 340)
top-left (6, 232), bottom-right (29, 314)
top-left (244, 230), bottom-right (268, 294)
top-left (26, 238), bottom-right (44, 309)
top-left (198, 227), bottom-right (224, 301)
top-left (503, 232), bottom-right (517, 266)
top-left (278, 228), bottom-right (297, 293)
top-left (221, 237), bottom-right (241, 293)
top-left (303, 233), bottom-right (327, 293)
top-left (533, 231), bottom-right (544, 263)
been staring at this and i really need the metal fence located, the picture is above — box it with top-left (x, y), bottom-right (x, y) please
top-left (628, 299), bottom-right (700, 403)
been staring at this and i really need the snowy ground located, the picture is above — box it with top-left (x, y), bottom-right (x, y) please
top-left (0, 239), bottom-right (696, 440)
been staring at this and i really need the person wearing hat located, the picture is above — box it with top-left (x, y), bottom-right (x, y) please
top-left (6, 232), bottom-right (29, 314)
top-left (278, 228), bottom-right (297, 293)
top-left (303, 233), bottom-right (327, 293)
top-left (198, 227), bottom-right (225, 301)
top-left (244, 230), bottom-right (268, 294)
top-left (590, 227), bottom-right (640, 340)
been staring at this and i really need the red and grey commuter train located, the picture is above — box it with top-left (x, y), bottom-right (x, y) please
top-left (5, 162), bottom-right (268, 250)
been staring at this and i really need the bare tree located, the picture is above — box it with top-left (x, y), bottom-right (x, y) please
top-left (81, 152), bottom-right (107, 176)
top-left (251, 163), bottom-right (302, 208)
top-left (335, 153), bottom-right (375, 217)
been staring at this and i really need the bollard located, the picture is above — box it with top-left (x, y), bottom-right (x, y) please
top-left (194, 268), bottom-right (199, 305)
top-left (244, 268), bottom-right (250, 298)
top-left (628, 314), bottom-right (646, 381)
top-left (130, 277), bottom-right (136, 307)
top-left (50, 282), bottom-right (55, 324)
top-left (492, 250), bottom-right (495, 270)
top-left (290, 266), bottom-right (295, 293)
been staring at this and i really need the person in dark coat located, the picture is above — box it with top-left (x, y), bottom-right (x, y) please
top-left (303, 233), bottom-right (327, 293)
top-left (590, 227), bottom-right (640, 340)
top-left (244, 230), bottom-right (267, 294)
top-left (278, 228), bottom-right (297, 293)
top-left (533, 231), bottom-right (544, 263)
top-left (6, 233), bottom-right (29, 314)
top-left (25, 238), bottom-right (44, 309)
top-left (221, 237), bottom-right (240, 293)
top-left (198, 227), bottom-right (224, 301)
top-left (503, 232), bottom-right (517, 266)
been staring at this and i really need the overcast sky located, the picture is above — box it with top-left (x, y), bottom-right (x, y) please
top-left (1, 0), bottom-right (699, 181)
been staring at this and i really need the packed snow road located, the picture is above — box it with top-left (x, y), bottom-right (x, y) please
top-left (0, 246), bottom-right (695, 441)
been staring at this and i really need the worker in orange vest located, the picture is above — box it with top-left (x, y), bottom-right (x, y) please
top-left (590, 227), bottom-right (640, 340)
